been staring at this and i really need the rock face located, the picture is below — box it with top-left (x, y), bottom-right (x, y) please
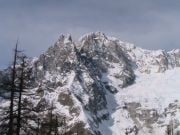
top-left (1, 32), bottom-right (180, 135)
top-left (79, 32), bottom-right (135, 88)
top-left (29, 32), bottom-right (136, 134)
top-left (120, 42), bottom-right (180, 73)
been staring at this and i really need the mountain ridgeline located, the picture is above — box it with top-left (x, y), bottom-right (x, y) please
top-left (1, 32), bottom-right (180, 135)
top-left (30, 32), bottom-right (136, 134)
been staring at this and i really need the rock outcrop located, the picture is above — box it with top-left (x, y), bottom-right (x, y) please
top-left (1, 32), bottom-right (180, 135)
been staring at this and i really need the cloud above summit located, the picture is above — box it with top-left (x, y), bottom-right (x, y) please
top-left (0, 0), bottom-right (180, 68)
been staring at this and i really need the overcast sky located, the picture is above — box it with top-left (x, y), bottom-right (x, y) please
top-left (0, 0), bottom-right (180, 69)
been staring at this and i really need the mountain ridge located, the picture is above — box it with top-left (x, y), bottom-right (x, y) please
top-left (1, 32), bottom-right (180, 135)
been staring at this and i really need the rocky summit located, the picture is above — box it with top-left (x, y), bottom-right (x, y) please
top-left (1, 32), bottom-right (180, 135)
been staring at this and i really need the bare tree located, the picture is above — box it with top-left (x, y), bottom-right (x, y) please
top-left (48, 103), bottom-right (54, 135)
top-left (16, 55), bottom-right (27, 135)
top-left (0, 43), bottom-right (33, 135)
top-left (166, 125), bottom-right (171, 135)
top-left (8, 42), bottom-right (19, 135)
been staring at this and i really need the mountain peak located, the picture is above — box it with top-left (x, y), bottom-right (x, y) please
top-left (1, 32), bottom-right (180, 135)
top-left (57, 34), bottom-right (72, 44)
top-left (79, 32), bottom-right (108, 43)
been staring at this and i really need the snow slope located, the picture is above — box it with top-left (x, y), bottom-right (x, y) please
top-left (122, 69), bottom-right (180, 110)
top-left (99, 68), bottom-right (180, 135)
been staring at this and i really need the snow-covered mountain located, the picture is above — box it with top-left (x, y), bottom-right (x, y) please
top-left (1, 32), bottom-right (180, 135)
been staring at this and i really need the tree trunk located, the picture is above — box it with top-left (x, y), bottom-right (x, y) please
top-left (9, 42), bottom-right (18, 135)
top-left (17, 57), bottom-right (25, 135)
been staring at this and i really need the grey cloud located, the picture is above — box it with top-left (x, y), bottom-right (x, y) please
top-left (0, 0), bottom-right (180, 68)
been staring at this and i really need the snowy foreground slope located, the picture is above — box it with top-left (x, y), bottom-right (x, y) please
top-left (1, 32), bottom-right (180, 135)
top-left (99, 69), bottom-right (180, 135)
